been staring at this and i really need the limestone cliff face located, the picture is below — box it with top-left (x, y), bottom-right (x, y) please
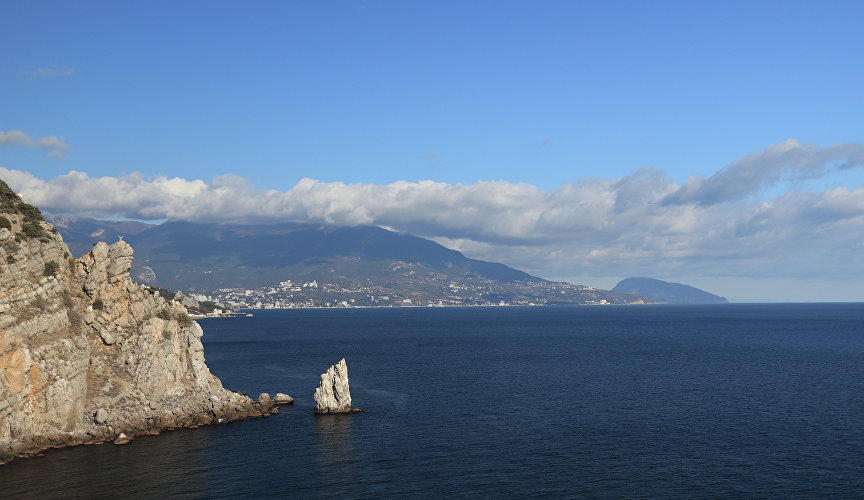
top-left (0, 202), bottom-right (272, 463)
top-left (313, 358), bottom-right (352, 414)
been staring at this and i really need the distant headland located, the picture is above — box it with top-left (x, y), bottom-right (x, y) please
top-left (612, 277), bottom-right (728, 304)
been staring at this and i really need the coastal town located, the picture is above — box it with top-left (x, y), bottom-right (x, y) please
top-left (199, 276), bottom-right (630, 310)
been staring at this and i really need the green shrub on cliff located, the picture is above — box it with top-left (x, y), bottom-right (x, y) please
top-left (176, 312), bottom-right (192, 327)
top-left (0, 179), bottom-right (44, 222)
top-left (16, 202), bottom-right (43, 222)
top-left (0, 216), bottom-right (10, 230)
top-left (44, 261), bottom-right (59, 277)
top-left (143, 285), bottom-right (176, 301)
top-left (22, 221), bottom-right (44, 239)
top-left (0, 180), bottom-right (19, 212)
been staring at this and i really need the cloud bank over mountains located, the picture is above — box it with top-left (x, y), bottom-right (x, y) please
top-left (3, 139), bottom-right (864, 289)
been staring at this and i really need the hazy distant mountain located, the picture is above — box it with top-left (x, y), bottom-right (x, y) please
top-left (121, 220), bottom-right (537, 290)
top-left (612, 277), bottom-right (728, 304)
top-left (47, 216), bottom-right (155, 258)
top-left (50, 218), bottom-right (645, 306)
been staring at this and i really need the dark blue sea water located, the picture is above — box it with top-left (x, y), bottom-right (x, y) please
top-left (2, 304), bottom-right (864, 498)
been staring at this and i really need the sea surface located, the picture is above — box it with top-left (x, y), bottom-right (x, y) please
top-left (2, 304), bottom-right (864, 498)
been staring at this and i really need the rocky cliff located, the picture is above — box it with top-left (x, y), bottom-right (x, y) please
top-left (313, 358), bottom-right (353, 414)
top-left (0, 181), bottom-right (275, 463)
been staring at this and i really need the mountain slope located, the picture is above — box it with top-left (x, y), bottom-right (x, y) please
top-left (51, 218), bottom-right (646, 306)
top-left (46, 216), bottom-right (155, 258)
top-left (120, 221), bottom-right (538, 291)
top-left (612, 277), bottom-right (728, 304)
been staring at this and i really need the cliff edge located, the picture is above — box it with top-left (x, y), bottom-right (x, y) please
top-left (0, 180), bottom-right (274, 464)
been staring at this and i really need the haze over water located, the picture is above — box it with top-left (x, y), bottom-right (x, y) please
top-left (1, 304), bottom-right (863, 497)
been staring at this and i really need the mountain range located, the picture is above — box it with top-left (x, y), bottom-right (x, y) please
top-left (48, 217), bottom-right (644, 307)
top-left (50, 217), bottom-right (730, 307)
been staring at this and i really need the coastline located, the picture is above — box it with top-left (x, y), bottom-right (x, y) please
top-left (0, 196), bottom-right (290, 466)
top-left (2, 392), bottom-right (279, 465)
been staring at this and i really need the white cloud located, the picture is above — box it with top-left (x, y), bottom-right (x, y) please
top-left (21, 63), bottom-right (75, 79)
top-left (0, 129), bottom-right (70, 160)
top-left (2, 138), bottom-right (864, 294)
top-left (665, 139), bottom-right (864, 205)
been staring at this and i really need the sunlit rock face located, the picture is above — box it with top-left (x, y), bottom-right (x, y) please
top-left (314, 358), bottom-right (352, 414)
top-left (0, 182), bottom-right (274, 463)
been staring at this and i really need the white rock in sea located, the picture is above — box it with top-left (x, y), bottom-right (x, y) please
top-left (274, 393), bottom-right (294, 405)
top-left (314, 358), bottom-right (352, 414)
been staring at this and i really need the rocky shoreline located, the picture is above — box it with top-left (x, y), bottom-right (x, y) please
top-left (0, 180), bottom-right (289, 464)
top-left (3, 392), bottom-right (285, 465)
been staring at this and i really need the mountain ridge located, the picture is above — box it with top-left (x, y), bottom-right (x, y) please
top-left (48, 216), bottom-right (646, 307)
top-left (612, 277), bottom-right (728, 304)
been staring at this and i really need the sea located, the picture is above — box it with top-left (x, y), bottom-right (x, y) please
top-left (2, 304), bottom-right (864, 498)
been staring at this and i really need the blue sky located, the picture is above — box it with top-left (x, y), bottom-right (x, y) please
top-left (2, 1), bottom-right (864, 301)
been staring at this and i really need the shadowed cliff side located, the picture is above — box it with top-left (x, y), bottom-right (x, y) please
top-left (0, 180), bottom-right (276, 464)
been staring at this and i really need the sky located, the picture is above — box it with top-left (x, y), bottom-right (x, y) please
top-left (2, 0), bottom-right (864, 302)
